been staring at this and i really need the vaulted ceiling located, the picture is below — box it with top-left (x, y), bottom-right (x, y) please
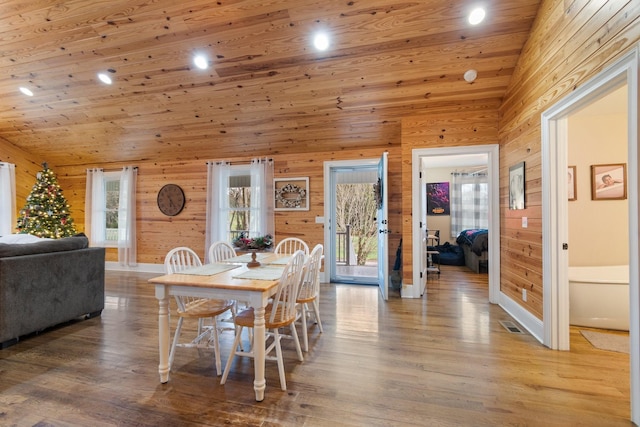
top-left (0, 0), bottom-right (541, 167)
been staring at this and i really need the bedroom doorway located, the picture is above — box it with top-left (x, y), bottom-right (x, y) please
top-left (409, 145), bottom-right (500, 302)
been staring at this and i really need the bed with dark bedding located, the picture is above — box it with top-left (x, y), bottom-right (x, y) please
top-left (456, 229), bottom-right (488, 273)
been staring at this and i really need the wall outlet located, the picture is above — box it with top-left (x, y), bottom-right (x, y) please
top-left (522, 216), bottom-right (528, 228)
top-left (522, 288), bottom-right (527, 302)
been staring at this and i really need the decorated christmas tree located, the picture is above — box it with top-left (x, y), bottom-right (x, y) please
top-left (16, 163), bottom-right (77, 238)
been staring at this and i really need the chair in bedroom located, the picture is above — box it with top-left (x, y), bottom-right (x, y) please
top-left (426, 229), bottom-right (440, 246)
top-left (221, 250), bottom-right (306, 391)
top-left (164, 247), bottom-right (235, 375)
top-left (426, 229), bottom-right (441, 275)
top-left (296, 243), bottom-right (324, 352)
top-left (274, 237), bottom-right (309, 256)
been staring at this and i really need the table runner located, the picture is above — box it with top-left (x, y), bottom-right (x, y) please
top-left (264, 255), bottom-right (291, 265)
top-left (224, 252), bottom-right (270, 263)
top-left (233, 267), bottom-right (284, 281)
top-left (180, 263), bottom-right (240, 276)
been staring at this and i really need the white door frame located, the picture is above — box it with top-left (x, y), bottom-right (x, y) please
top-left (541, 45), bottom-right (639, 423)
top-left (408, 144), bottom-right (500, 303)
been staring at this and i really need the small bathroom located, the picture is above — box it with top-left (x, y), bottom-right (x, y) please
top-left (567, 84), bottom-right (629, 333)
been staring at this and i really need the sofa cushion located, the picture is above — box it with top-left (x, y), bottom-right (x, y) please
top-left (0, 233), bottom-right (89, 258)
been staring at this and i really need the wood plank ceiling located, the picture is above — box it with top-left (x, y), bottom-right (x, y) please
top-left (0, 0), bottom-right (541, 167)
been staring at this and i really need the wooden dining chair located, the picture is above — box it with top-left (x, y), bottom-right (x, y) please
top-left (164, 247), bottom-right (234, 375)
top-left (296, 243), bottom-right (324, 352)
top-left (220, 250), bottom-right (306, 391)
top-left (274, 237), bottom-right (309, 256)
top-left (207, 240), bottom-right (237, 263)
top-left (207, 240), bottom-right (246, 346)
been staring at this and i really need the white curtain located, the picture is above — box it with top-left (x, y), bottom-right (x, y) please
top-left (249, 157), bottom-right (274, 238)
top-left (0, 162), bottom-right (16, 236)
top-left (205, 161), bottom-right (231, 259)
top-left (85, 168), bottom-right (105, 245)
top-left (450, 171), bottom-right (488, 237)
top-left (118, 166), bottom-right (137, 266)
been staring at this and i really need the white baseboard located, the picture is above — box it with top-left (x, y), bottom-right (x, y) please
top-left (105, 262), bottom-right (164, 274)
top-left (499, 292), bottom-right (544, 345)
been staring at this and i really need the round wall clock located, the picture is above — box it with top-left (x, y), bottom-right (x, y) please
top-left (157, 184), bottom-right (185, 216)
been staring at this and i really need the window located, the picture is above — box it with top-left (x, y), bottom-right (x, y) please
top-left (86, 167), bottom-right (137, 265)
top-left (205, 158), bottom-right (273, 257)
top-left (227, 172), bottom-right (252, 241)
top-left (450, 172), bottom-right (488, 236)
top-left (104, 174), bottom-right (120, 244)
top-left (86, 168), bottom-right (136, 244)
top-left (0, 162), bottom-right (16, 235)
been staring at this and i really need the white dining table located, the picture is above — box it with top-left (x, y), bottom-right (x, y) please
top-left (148, 253), bottom-right (289, 401)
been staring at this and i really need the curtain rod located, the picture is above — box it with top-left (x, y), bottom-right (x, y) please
top-left (86, 166), bottom-right (138, 172)
top-left (206, 158), bottom-right (273, 165)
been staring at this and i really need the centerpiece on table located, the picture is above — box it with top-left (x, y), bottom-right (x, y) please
top-left (232, 233), bottom-right (273, 267)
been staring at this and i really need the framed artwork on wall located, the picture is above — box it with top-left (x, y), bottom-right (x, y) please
top-left (591, 163), bottom-right (626, 200)
top-left (568, 166), bottom-right (577, 201)
top-left (426, 182), bottom-right (450, 216)
top-left (509, 161), bottom-right (525, 210)
top-left (274, 177), bottom-right (309, 211)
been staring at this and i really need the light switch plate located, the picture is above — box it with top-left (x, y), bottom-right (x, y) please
top-left (522, 217), bottom-right (528, 228)
top-left (315, 216), bottom-right (324, 223)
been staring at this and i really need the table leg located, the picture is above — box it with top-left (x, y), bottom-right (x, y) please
top-left (253, 304), bottom-right (267, 401)
top-left (156, 286), bottom-right (170, 383)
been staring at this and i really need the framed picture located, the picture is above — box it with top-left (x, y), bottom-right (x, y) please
top-left (591, 163), bottom-right (626, 200)
top-left (568, 166), bottom-right (577, 201)
top-left (274, 177), bottom-right (309, 211)
top-left (426, 182), bottom-right (450, 216)
top-left (509, 161), bottom-right (525, 210)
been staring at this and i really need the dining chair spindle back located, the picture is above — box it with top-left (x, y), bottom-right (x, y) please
top-left (296, 243), bottom-right (324, 352)
top-left (164, 247), bottom-right (234, 375)
top-left (274, 237), bottom-right (309, 256)
top-left (221, 250), bottom-right (306, 391)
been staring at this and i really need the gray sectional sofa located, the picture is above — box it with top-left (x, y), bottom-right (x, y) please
top-left (0, 233), bottom-right (105, 348)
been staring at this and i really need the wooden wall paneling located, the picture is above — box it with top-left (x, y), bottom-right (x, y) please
top-left (51, 147), bottom-right (401, 268)
top-left (0, 139), bottom-right (42, 221)
top-left (498, 0), bottom-right (640, 319)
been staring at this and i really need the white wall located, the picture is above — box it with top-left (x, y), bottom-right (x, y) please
top-left (568, 112), bottom-right (628, 266)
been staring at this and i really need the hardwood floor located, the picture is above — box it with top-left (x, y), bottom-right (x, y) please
top-left (0, 266), bottom-right (631, 426)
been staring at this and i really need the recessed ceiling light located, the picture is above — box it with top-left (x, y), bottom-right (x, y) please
top-left (193, 54), bottom-right (208, 70)
top-left (464, 69), bottom-right (478, 82)
top-left (313, 33), bottom-right (330, 51)
top-left (97, 73), bottom-right (112, 84)
top-left (468, 8), bottom-right (486, 25)
top-left (19, 87), bottom-right (34, 96)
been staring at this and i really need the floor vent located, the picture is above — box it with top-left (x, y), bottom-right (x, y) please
top-left (499, 320), bottom-right (526, 334)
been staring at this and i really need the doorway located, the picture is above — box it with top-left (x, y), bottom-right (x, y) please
top-left (323, 159), bottom-right (379, 285)
top-left (541, 46), bottom-right (638, 422)
top-left (420, 153), bottom-right (489, 281)
top-left (409, 145), bottom-right (500, 301)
